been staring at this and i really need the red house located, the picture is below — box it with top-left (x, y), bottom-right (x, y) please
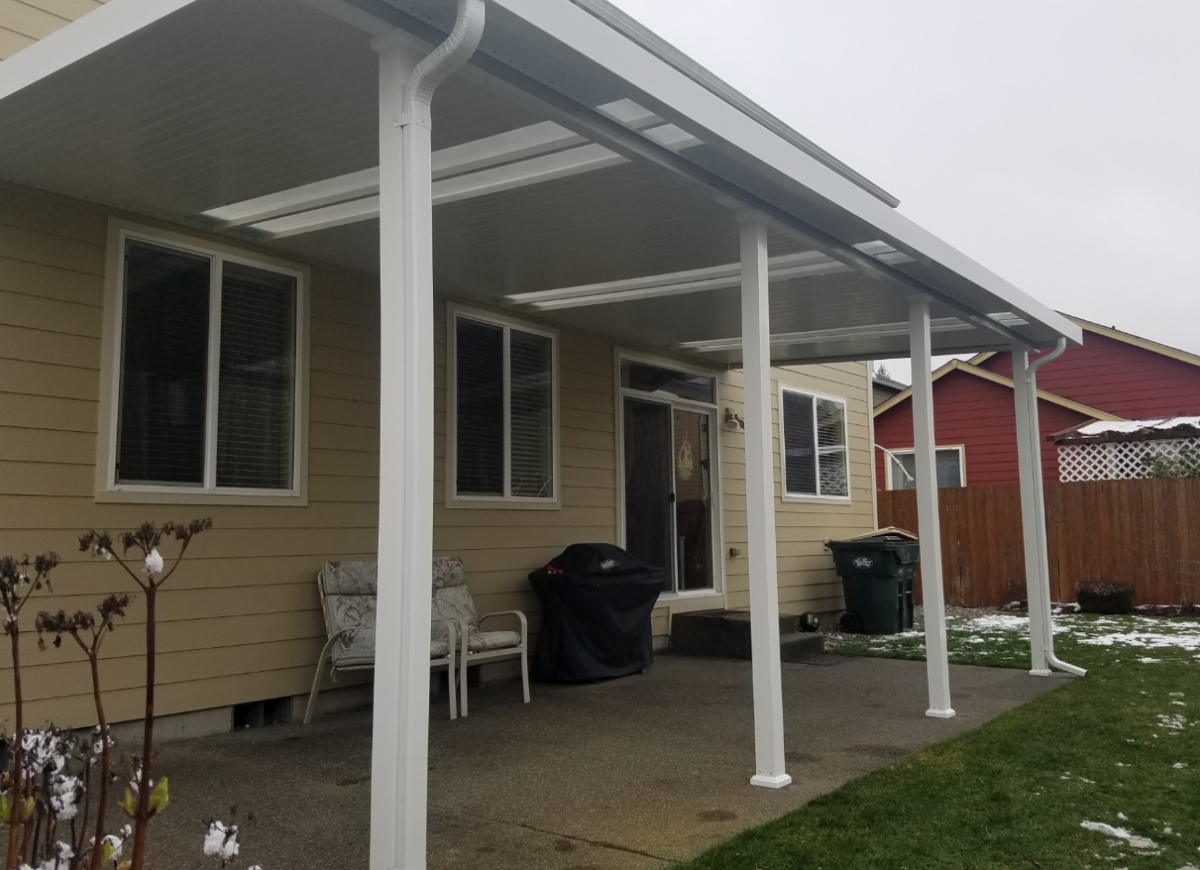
top-left (873, 316), bottom-right (1200, 489)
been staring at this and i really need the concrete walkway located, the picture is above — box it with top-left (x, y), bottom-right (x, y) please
top-left (145, 655), bottom-right (1068, 869)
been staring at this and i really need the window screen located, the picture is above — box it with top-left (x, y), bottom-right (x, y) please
top-left (509, 329), bottom-right (554, 498)
top-left (453, 314), bottom-right (555, 500)
top-left (782, 389), bottom-right (849, 497)
top-left (455, 317), bottom-right (505, 496)
top-left (781, 390), bottom-right (816, 495)
top-left (116, 241), bottom-right (211, 486)
top-left (216, 262), bottom-right (297, 489)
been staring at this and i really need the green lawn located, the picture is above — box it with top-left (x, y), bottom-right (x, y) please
top-left (678, 613), bottom-right (1200, 870)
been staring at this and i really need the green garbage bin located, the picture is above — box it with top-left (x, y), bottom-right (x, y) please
top-left (826, 533), bottom-right (919, 635)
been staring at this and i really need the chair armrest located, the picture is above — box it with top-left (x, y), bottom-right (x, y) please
top-left (477, 610), bottom-right (528, 641)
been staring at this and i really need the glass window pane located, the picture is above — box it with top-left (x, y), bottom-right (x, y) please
top-left (936, 449), bottom-right (963, 488)
top-left (815, 398), bottom-right (848, 496)
top-left (216, 262), bottom-right (297, 490)
top-left (891, 454), bottom-right (917, 490)
top-left (456, 317), bottom-right (504, 496)
top-left (116, 241), bottom-right (211, 485)
top-left (781, 390), bottom-right (816, 495)
top-left (620, 360), bottom-right (714, 404)
top-left (509, 329), bottom-right (554, 498)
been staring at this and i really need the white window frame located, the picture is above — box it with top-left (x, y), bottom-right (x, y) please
top-left (778, 384), bottom-right (852, 503)
top-left (446, 303), bottom-right (560, 509)
top-left (615, 349), bottom-right (724, 605)
top-left (884, 445), bottom-right (967, 491)
top-left (96, 219), bottom-right (310, 505)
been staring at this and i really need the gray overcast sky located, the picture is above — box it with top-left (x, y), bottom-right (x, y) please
top-left (606, 0), bottom-right (1200, 384)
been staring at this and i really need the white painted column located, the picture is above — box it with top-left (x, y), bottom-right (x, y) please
top-left (1012, 349), bottom-right (1051, 675)
top-left (370, 38), bottom-right (435, 870)
top-left (740, 218), bottom-right (791, 789)
top-left (908, 298), bottom-right (955, 718)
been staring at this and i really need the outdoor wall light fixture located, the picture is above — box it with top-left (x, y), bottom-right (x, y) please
top-left (724, 408), bottom-right (745, 430)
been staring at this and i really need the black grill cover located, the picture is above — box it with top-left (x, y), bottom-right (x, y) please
top-left (528, 543), bottom-right (666, 682)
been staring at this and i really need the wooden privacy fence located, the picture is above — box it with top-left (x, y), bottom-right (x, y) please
top-left (877, 478), bottom-right (1200, 607)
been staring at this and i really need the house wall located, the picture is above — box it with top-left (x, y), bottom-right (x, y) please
top-left (0, 181), bottom-right (874, 730)
top-left (979, 332), bottom-right (1200, 420)
top-left (0, 0), bottom-right (107, 60)
top-left (873, 367), bottom-right (1089, 488)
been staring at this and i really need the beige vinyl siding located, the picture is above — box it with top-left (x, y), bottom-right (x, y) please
top-left (0, 181), bottom-right (378, 729)
top-left (0, 0), bottom-right (107, 60)
top-left (718, 362), bottom-right (875, 616)
top-left (0, 178), bottom-right (873, 730)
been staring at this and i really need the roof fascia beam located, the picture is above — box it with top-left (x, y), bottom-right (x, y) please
top-left (295, 0), bottom-right (394, 36)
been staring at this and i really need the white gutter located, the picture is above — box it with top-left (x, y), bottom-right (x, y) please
top-left (875, 444), bottom-right (915, 486)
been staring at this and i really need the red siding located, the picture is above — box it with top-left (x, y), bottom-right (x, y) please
top-left (979, 331), bottom-right (1200, 419)
top-left (873, 368), bottom-right (1089, 487)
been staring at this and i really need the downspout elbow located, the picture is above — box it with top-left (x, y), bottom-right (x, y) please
top-left (402, 0), bottom-right (486, 129)
top-left (1027, 337), bottom-right (1067, 379)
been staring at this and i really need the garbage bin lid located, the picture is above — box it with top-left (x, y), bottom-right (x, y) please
top-left (840, 526), bottom-right (918, 542)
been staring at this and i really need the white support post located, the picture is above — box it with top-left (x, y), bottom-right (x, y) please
top-left (908, 298), bottom-right (955, 718)
top-left (1012, 349), bottom-right (1051, 675)
top-left (740, 218), bottom-right (791, 789)
top-left (370, 39), bottom-right (435, 870)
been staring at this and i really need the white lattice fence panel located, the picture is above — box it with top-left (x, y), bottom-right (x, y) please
top-left (1059, 437), bottom-right (1200, 482)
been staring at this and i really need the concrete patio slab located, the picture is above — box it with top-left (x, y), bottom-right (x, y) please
top-left (143, 655), bottom-right (1068, 869)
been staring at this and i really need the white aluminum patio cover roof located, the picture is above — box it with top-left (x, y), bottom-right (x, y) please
top-left (0, 0), bottom-right (1082, 366)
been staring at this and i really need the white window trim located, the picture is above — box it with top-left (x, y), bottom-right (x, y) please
top-left (446, 303), bottom-right (560, 509)
top-left (778, 383), bottom-right (852, 503)
top-left (883, 444), bottom-right (967, 491)
top-left (614, 349), bottom-right (725, 601)
top-left (96, 219), bottom-right (310, 506)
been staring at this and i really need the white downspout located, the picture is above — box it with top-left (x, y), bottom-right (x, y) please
top-left (1023, 338), bottom-right (1086, 677)
top-left (1012, 338), bottom-right (1089, 676)
top-left (370, 4), bottom-right (485, 870)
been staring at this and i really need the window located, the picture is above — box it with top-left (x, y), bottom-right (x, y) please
top-left (780, 387), bottom-right (849, 499)
top-left (887, 447), bottom-right (965, 490)
top-left (451, 310), bottom-right (556, 503)
top-left (104, 228), bottom-right (305, 498)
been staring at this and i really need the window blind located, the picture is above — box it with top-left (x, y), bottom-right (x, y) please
top-left (455, 317), bottom-right (504, 495)
top-left (782, 390), bottom-right (816, 495)
top-left (215, 262), bottom-right (297, 489)
top-left (509, 329), bottom-right (553, 498)
top-left (815, 398), bottom-right (849, 497)
top-left (116, 241), bottom-right (211, 485)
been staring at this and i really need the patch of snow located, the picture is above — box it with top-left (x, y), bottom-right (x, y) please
top-left (1080, 821), bottom-right (1160, 852)
top-left (1173, 762), bottom-right (1188, 769)
top-left (1158, 714), bottom-right (1188, 731)
top-left (204, 821), bottom-right (240, 861)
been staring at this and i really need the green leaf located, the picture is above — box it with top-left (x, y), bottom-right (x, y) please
top-left (0, 792), bottom-right (10, 823)
top-left (20, 796), bottom-right (34, 821)
top-left (101, 839), bottom-right (116, 864)
top-left (148, 777), bottom-right (169, 815)
top-left (121, 788), bottom-right (137, 817)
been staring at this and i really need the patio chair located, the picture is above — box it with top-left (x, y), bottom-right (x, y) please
top-left (431, 556), bottom-right (530, 716)
top-left (304, 560), bottom-right (458, 724)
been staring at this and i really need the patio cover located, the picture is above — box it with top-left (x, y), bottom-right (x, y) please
top-left (0, 2), bottom-right (1083, 868)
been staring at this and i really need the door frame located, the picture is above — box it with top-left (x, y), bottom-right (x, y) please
top-left (614, 349), bottom-right (725, 604)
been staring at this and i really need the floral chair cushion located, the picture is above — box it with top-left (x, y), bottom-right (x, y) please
top-left (320, 561), bottom-right (378, 670)
top-left (430, 640), bottom-right (450, 660)
top-left (467, 630), bottom-right (522, 653)
top-left (430, 556), bottom-right (480, 643)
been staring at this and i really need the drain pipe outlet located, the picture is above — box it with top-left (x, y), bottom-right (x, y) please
top-left (1026, 338), bottom-right (1086, 677)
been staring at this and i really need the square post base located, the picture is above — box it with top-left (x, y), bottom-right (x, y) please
top-left (750, 773), bottom-right (793, 789)
top-left (925, 708), bottom-right (957, 719)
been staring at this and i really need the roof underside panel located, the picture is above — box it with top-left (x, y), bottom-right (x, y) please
top-left (0, 0), bottom-right (1078, 365)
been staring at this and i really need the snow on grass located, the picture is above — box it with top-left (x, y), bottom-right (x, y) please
top-left (1079, 820), bottom-right (1160, 852)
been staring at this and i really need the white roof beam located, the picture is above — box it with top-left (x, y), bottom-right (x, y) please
top-left (230, 120), bottom-right (699, 239)
top-left (676, 313), bottom-right (1030, 353)
top-left (501, 242), bottom-right (911, 311)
